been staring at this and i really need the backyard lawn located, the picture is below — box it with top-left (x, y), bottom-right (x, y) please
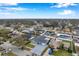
top-left (52, 40), bottom-right (72, 56)
top-left (62, 40), bottom-right (71, 46)
top-left (53, 49), bottom-right (72, 56)
top-left (62, 40), bottom-right (71, 43)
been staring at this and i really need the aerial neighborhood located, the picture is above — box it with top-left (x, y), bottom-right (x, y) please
top-left (0, 19), bottom-right (79, 56)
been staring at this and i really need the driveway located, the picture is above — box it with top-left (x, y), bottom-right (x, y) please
top-left (0, 41), bottom-right (32, 56)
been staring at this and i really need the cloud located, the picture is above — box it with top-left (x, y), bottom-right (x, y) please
top-left (0, 0), bottom-right (79, 3)
top-left (0, 12), bottom-right (11, 15)
top-left (58, 10), bottom-right (75, 15)
top-left (6, 7), bottom-right (36, 11)
top-left (6, 8), bottom-right (36, 12)
top-left (0, 3), bottom-right (36, 12)
top-left (0, 3), bottom-right (17, 6)
top-left (0, 2), bottom-right (18, 7)
top-left (5, 7), bottom-right (27, 11)
top-left (0, 0), bottom-right (18, 4)
top-left (50, 3), bottom-right (78, 8)
top-left (0, 7), bottom-right (36, 12)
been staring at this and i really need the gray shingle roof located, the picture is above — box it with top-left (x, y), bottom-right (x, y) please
top-left (32, 45), bottom-right (47, 55)
top-left (33, 36), bottom-right (49, 45)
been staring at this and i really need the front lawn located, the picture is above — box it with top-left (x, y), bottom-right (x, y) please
top-left (4, 52), bottom-right (16, 56)
top-left (0, 52), bottom-right (2, 56)
top-left (12, 39), bottom-right (30, 47)
top-left (53, 49), bottom-right (72, 56)
top-left (26, 43), bottom-right (35, 48)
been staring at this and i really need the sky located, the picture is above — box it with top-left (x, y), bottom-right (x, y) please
top-left (0, 3), bottom-right (79, 19)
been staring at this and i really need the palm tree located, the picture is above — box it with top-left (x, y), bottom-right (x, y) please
top-left (70, 35), bottom-right (76, 55)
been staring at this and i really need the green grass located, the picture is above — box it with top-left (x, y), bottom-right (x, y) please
top-left (72, 41), bottom-right (76, 53)
top-left (5, 52), bottom-right (16, 56)
top-left (26, 43), bottom-right (35, 48)
top-left (53, 49), bottom-right (72, 56)
top-left (12, 39), bottom-right (30, 47)
top-left (0, 29), bottom-right (11, 39)
top-left (62, 40), bottom-right (71, 43)
top-left (52, 40), bottom-right (72, 56)
top-left (0, 52), bottom-right (2, 56)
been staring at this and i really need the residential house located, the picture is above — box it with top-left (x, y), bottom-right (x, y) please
top-left (32, 36), bottom-right (50, 45)
top-left (32, 45), bottom-right (47, 56)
